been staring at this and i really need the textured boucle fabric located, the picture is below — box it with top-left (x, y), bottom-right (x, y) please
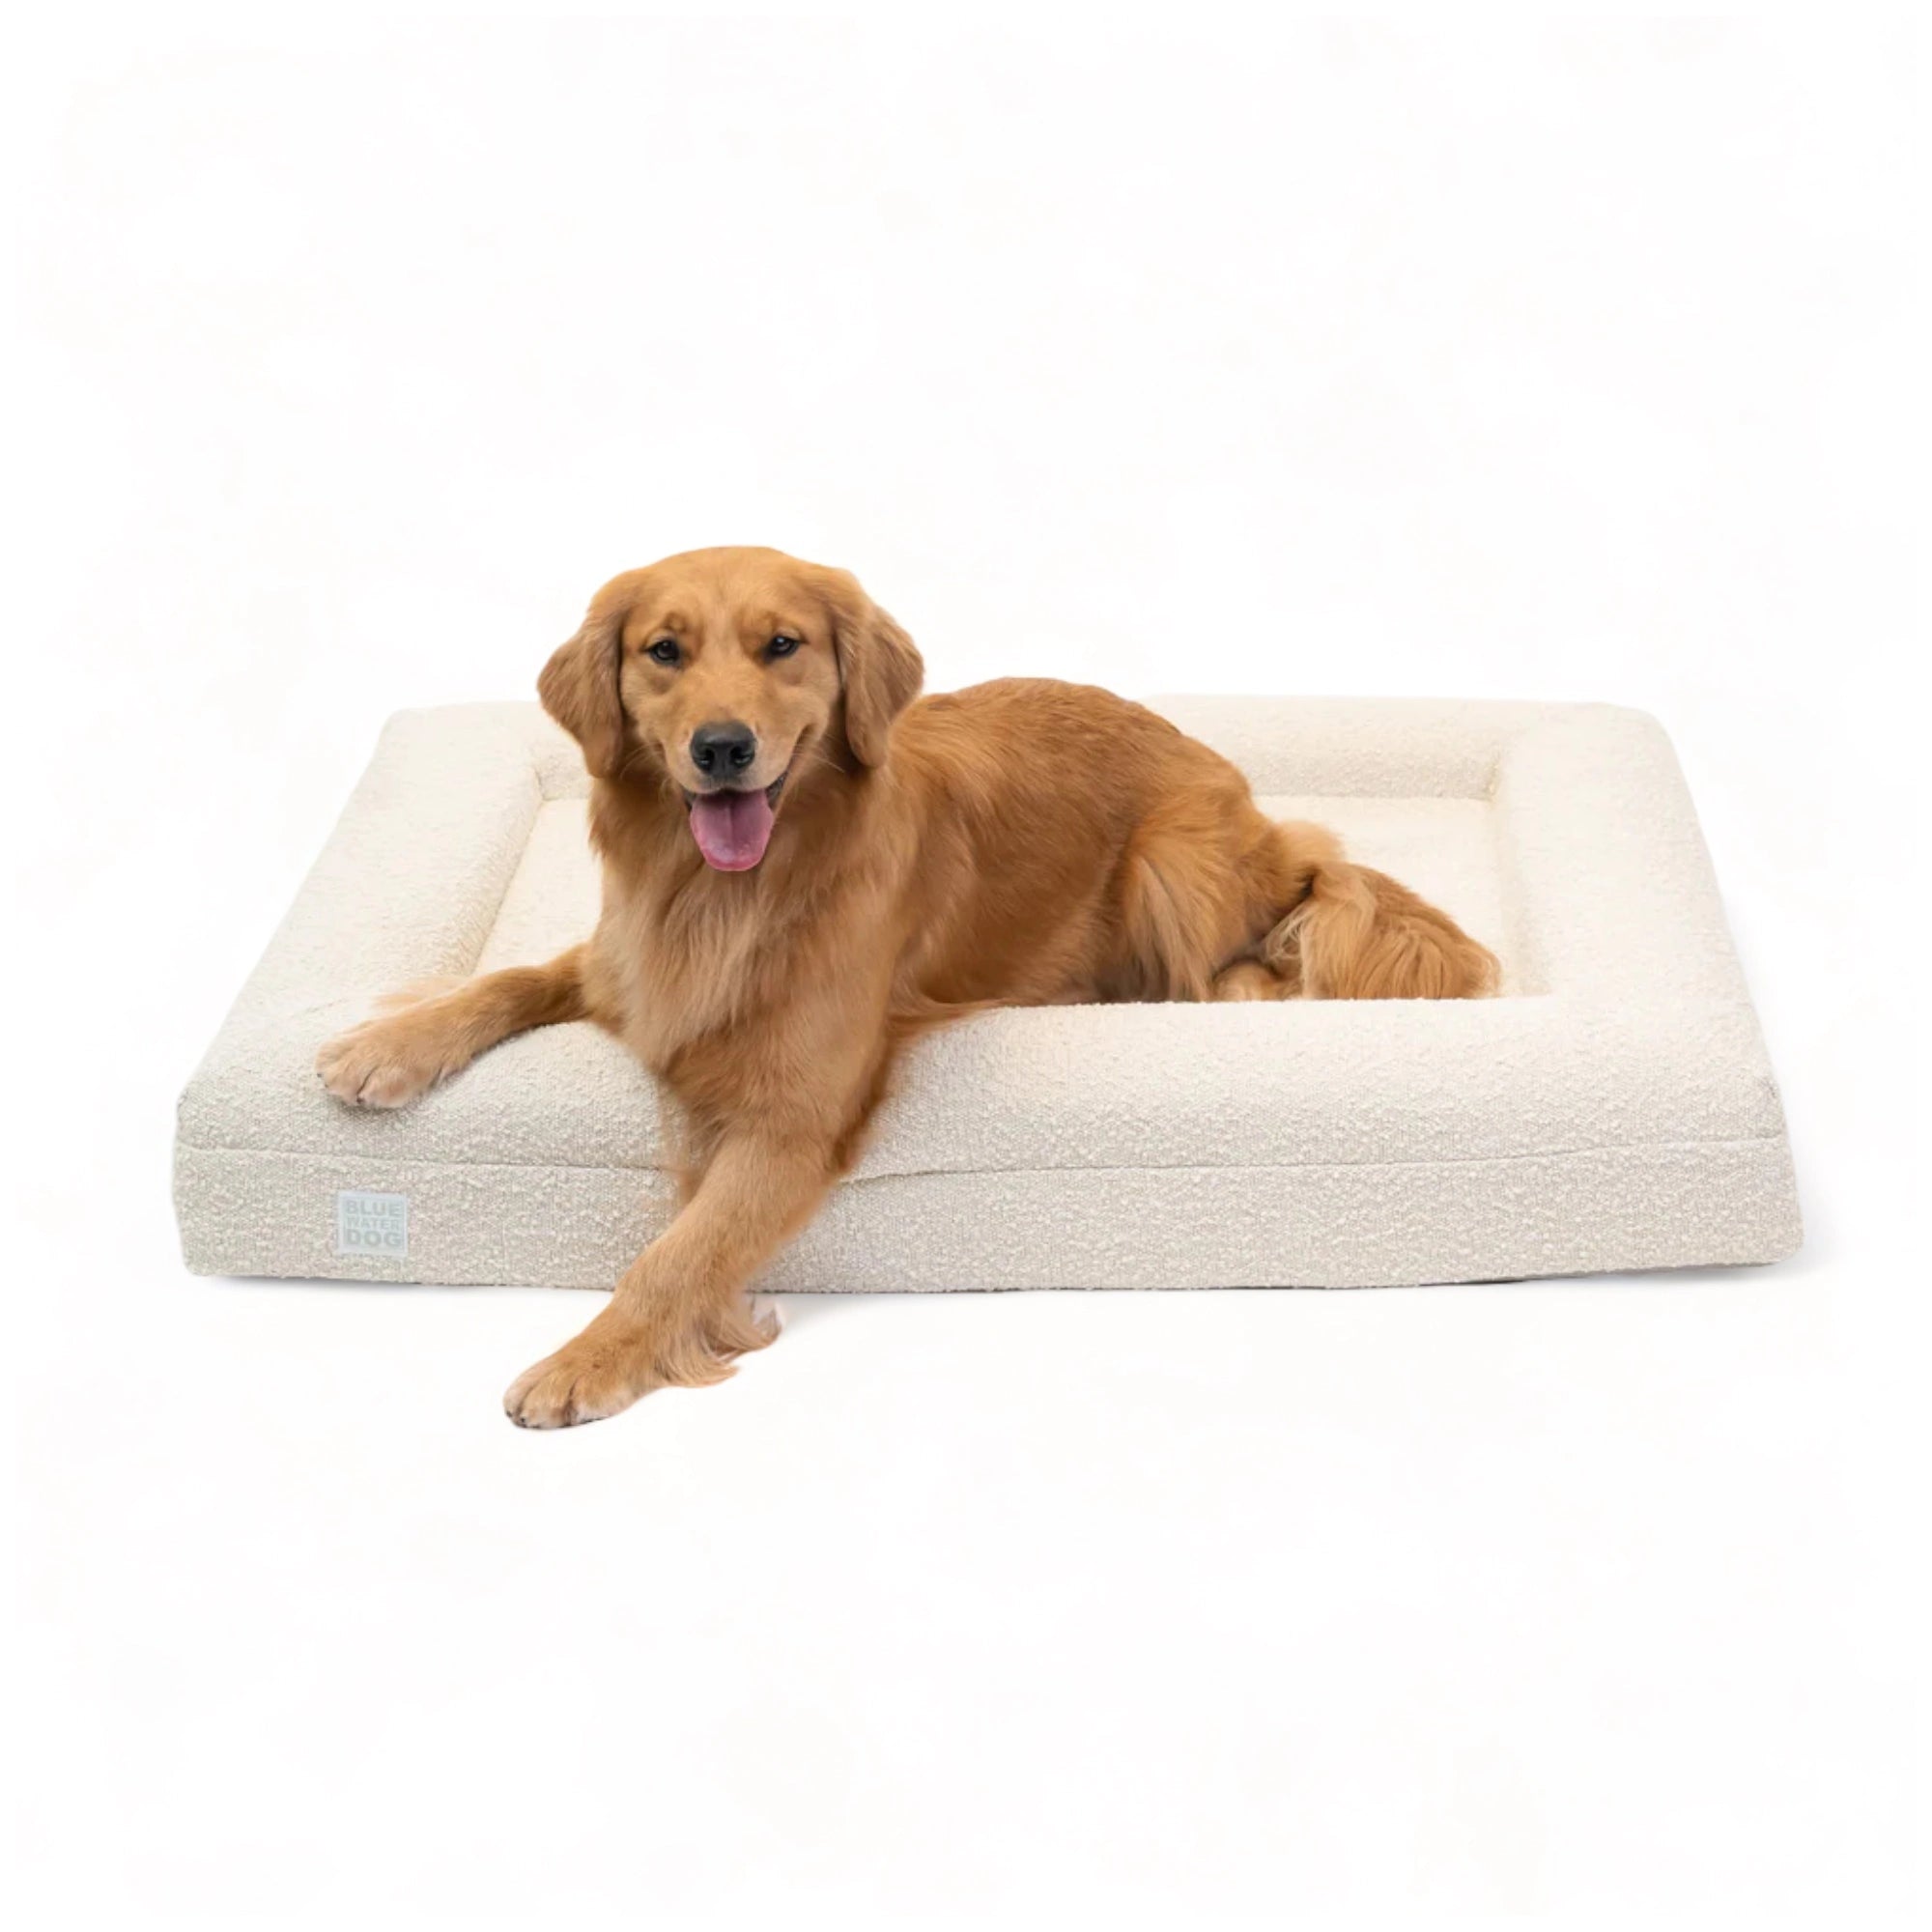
top-left (173, 698), bottom-right (1801, 1290)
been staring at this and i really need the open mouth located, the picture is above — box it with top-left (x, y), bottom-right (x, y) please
top-left (681, 771), bottom-right (787, 871)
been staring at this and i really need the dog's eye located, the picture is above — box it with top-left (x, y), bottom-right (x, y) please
top-left (766, 634), bottom-right (802, 660)
top-left (645, 639), bottom-right (681, 667)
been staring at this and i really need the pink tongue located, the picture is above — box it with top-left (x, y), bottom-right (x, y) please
top-left (688, 788), bottom-right (776, 871)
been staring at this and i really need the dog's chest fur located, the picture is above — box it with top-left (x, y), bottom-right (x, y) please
top-left (592, 853), bottom-right (816, 1075)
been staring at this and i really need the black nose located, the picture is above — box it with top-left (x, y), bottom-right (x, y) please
top-left (690, 722), bottom-right (757, 777)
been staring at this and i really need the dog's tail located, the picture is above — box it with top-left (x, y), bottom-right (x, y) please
top-left (1263, 831), bottom-right (1498, 1000)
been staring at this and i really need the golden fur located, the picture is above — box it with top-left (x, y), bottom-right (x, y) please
top-left (317, 547), bottom-right (1496, 1426)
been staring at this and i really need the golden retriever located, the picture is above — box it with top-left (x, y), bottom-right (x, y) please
top-left (317, 547), bottom-right (1495, 1427)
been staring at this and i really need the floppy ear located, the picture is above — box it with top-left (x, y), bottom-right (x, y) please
top-left (822, 570), bottom-right (924, 768)
top-left (537, 611), bottom-right (626, 780)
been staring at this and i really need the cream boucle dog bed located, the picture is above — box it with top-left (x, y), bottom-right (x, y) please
top-left (173, 698), bottom-right (1800, 1291)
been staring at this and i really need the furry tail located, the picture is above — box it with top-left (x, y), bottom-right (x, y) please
top-left (1264, 844), bottom-right (1497, 1001)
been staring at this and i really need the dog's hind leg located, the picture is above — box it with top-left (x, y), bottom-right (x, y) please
top-left (1263, 847), bottom-right (1497, 1001)
top-left (1209, 817), bottom-right (1497, 1001)
top-left (316, 943), bottom-right (592, 1108)
top-left (1208, 957), bottom-right (1298, 1001)
top-left (1116, 794), bottom-right (1278, 1001)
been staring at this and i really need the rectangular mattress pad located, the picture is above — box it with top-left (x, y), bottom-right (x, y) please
top-left (174, 697), bottom-right (1801, 1290)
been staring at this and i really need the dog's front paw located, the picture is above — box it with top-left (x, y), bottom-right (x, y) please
top-left (315, 1016), bottom-right (455, 1109)
top-left (502, 1297), bottom-right (781, 1430)
top-left (503, 1329), bottom-right (659, 1430)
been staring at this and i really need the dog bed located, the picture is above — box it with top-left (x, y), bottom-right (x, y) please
top-left (173, 697), bottom-right (1801, 1291)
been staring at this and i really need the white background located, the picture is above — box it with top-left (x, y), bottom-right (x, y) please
top-left (6, 14), bottom-right (1922, 1925)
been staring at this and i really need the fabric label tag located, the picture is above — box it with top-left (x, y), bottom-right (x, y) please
top-left (335, 1190), bottom-right (409, 1258)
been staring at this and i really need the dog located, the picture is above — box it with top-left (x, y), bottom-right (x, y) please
top-left (316, 547), bottom-right (1496, 1426)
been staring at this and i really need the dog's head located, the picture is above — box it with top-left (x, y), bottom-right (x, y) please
top-left (537, 547), bottom-right (923, 871)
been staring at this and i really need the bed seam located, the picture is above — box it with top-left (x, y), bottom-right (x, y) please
top-left (175, 1130), bottom-right (1793, 1179)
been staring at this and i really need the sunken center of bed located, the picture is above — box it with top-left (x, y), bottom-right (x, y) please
top-left (471, 794), bottom-right (1516, 989)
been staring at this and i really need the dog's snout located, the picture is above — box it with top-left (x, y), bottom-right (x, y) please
top-left (691, 723), bottom-right (758, 777)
